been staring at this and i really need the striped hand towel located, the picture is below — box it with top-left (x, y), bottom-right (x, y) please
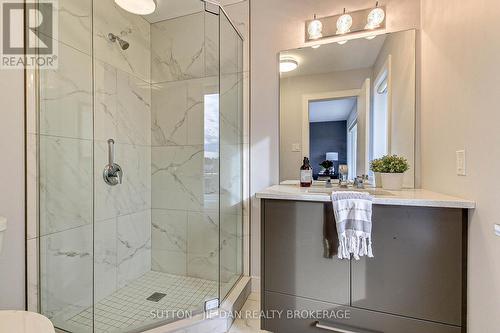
top-left (331, 191), bottom-right (374, 260)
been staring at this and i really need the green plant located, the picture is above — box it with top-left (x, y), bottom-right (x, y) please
top-left (370, 155), bottom-right (410, 173)
top-left (370, 158), bottom-right (385, 173)
top-left (320, 160), bottom-right (334, 169)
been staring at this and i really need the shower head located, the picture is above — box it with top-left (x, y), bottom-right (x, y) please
top-left (108, 33), bottom-right (130, 50)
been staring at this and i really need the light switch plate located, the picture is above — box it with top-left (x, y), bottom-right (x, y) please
top-left (292, 143), bottom-right (301, 152)
top-left (456, 150), bottom-right (466, 176)
top-left (495, 224), bottom-right (500, 237)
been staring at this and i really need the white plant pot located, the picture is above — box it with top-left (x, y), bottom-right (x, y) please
top-left (374, 172), bottom-right (383, 188)
top-left (381, 173), bottom-right (404, 190)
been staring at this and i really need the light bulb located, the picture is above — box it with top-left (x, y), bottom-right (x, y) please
top-left (279, 58), bottom-right (298, 73)
top-left (366, 6), bottom-right (385, 29)
top-left (115, 0), bottom-right (157, 15)
top-left (336, 9), bottom-right (352, 35)
top-left (308, 15), bottom-right (323, 40)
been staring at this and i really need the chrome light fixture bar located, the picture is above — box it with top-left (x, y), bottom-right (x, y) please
top-left (305, 4), bottom-right (386, 42)
top-left (115, 0), bottom-right (157, 15)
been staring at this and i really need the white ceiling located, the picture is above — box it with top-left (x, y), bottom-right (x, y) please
top-left (145, 0), bottom-right (246, 23)
top-left (309, 97), bottom-right (357, 123)
top-left (281, 35), bottom-right (386, 78)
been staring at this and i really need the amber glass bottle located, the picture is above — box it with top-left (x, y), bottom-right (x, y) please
top-left (300, 157), bottom-right (313, 187)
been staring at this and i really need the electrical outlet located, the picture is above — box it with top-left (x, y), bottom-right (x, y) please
top-left (292, 143), bottom-right (301, 152)
top-left (495, 224), bottom-right (500, 237)
top-left (456, 150), bottom-right (466, 176)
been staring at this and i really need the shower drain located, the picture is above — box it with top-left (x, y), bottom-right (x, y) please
top-left (147, 292), bottom-right (167, 302)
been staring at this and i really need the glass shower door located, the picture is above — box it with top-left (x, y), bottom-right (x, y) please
top-left (219, 10), bottom-right (244, 300)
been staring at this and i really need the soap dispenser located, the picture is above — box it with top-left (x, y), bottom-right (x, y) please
top-left (300, 157), bottom-right (313, 187)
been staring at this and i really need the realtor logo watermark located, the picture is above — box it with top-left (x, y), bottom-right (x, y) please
top-left (1, 0), bottom-right (58, 69)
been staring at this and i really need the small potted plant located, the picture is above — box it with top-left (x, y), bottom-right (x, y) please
top-left (370, 158), bottom-right (384, 188)
top-left (376, 155), bottom-right (410, 190)
top-left (319, 160), bottom-right (334, 177)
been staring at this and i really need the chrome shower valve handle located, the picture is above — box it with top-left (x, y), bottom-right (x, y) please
top-left (103, 139), bottom-right (123, 186)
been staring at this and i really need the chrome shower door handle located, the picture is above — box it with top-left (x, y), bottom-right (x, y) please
top-left (103, 139), bottom-right (123, 186)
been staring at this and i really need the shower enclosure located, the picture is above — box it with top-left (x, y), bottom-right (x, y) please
top-left (33, 1), bottom-right (244, 332)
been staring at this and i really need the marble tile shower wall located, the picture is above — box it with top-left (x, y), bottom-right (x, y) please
top-left (33, 0), bottom-right (152, 322)
top-left (150, 11), bottom-right (221, 282)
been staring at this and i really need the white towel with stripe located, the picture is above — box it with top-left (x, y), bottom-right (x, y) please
top-left (331, 191), bottom-right (374, 260)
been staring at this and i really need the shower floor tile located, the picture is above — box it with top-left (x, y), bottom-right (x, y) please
top-left (68, 271), bottom-right (218, 333)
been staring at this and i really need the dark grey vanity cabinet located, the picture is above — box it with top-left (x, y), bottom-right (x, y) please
top-left (261, 199), bottom-right (468, 333)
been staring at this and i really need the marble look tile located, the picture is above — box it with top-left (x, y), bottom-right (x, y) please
top-left (94, 141), bottom-right (151, 222)
top-left (27, 238), bottom-right (39, 312)
top-left (93, 0), bottom-right (151, 82)
top-left (152, 76), bottom-right (218, 147)
top-left (95, 60), bottom-right (151, 146)
top-left (151, 145), bottom-right (204, 212)
top-left (222, 1), bottom-right (249, 72)
top-left (187, 211), bottom-right (219, 281)
top-left (40, 225), bottom-right (93, 322)
top-left (204, 9), bottom-right (219, 77)
top-left (39, 42), bottom-right (92, 140)
top-left (152, 209), bottom-right (187, 252)
top-left (39, 136), bottom-right (93, 236)
top-left (94, 218), bottom-right (117, 302)
top-left (117, 210), bottom-right (152, 288)
top-left (151, 12), bottom-right (205, 83)
top-left (152, 249), bottom-right (187, 276)
top-left (37, 0), bottom-right (92, 54)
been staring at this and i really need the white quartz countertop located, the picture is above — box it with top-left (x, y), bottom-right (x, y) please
top-left (256, 184), bottom-right (475, 209)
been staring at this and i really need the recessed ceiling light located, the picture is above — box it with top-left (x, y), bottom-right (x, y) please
top-left (115, 0), bottom-right (157, 15)
top-left (280, 58), bottom-right (298, 73)
top-left (308, 14), bottom-right (323, 40)
top-left (336, 8), bottom-right (352, 35)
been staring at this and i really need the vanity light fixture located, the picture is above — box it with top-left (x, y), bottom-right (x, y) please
top-left (114, 0), bottom-right (157, 15)
top-left (279, 58), bottom-right (299, 73)
top-left (336, 8), bottom-right (353, 35)
top-left (365, 2), bottom-right (385, 30)
top-left (307, 14), bottom-right (323, 40)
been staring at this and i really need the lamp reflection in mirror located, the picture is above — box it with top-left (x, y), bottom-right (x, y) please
top-left (115, 0), bottom-right (157, 15)
top-left (308, 14), bottom-right (323, 40)
top-left (336, 8), bottom-right (353, 34)
top-left (365, 2), bottom-right (385, 29)
top-left (280, 58), bottom-right (298, 73)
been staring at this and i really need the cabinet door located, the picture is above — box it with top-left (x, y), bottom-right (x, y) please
top-left (263, 200), bottom-right (350, 305)
top-left (351, 206), bottom-right (465, 326)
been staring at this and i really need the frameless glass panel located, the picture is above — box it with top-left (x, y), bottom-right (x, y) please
top-left (219, 10), bottom-right (244, 300)
top-left (38, 0), bottom-right (94, 331)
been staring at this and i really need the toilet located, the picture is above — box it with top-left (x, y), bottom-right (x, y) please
top-left (0, 311), bottom-right (55, 333)
top-left (0, 216), bottom-right (6, 254)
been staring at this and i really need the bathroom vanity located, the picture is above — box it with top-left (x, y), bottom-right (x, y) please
top-left (257, 185), bottom-right (475, 333)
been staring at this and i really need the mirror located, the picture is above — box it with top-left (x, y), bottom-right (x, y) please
top-left (279, 29), bottom-right (416, 187)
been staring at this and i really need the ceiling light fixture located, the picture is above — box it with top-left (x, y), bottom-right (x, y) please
top-left (365, 2), bottom-right (385, 30)
top-left (114, 0), bottom-right (157, 15)
top-left (337, 40), bottom-right (348, 45)
top-left (336, 8), bottom-right (353, 35)
top-left (279, 58), bottom-right (298, 73)
top-left (307, 14), bottom-right (323, 40)
top-left (311, 44), bottom-right (321, 49)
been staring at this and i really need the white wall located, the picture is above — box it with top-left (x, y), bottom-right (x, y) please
top-left (250, 0), bottom-right (421, 282)
top-left (0, 0), bottom-right (25, 309)
top-left (420, 0), bottom-right (500, 331)
top-left (280, 68), bottom-right (372, 181)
